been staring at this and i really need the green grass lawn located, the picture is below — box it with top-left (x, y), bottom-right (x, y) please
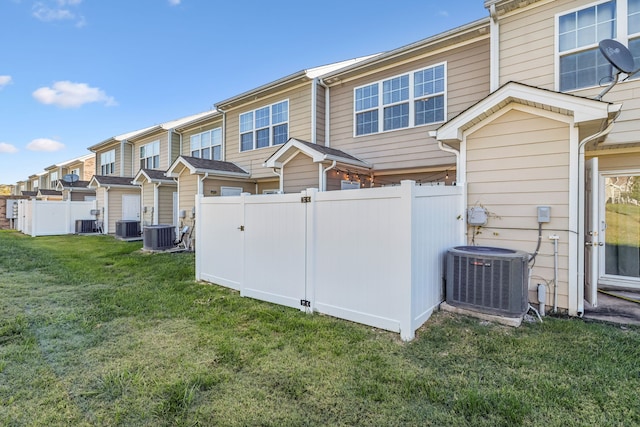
top-left (1, 230), bottom-right (639, 426)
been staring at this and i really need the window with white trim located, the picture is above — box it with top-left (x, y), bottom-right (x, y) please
top-left (354, 63), bottom-right (446, 136)
top-left (239, 100), bottom-right (288, 151)
top-left (100, 150), bottom-right (115, 175)
top-left (32, 179), bottom-right (39, 189)
top-left (140, 140), bottom-right (160, 169)
top-left (557, 1), bottom-right (640, 91)
top-left (191, 127), bottom-right (222, 160)
top-left (70, 168), bottom-right (80, 177)
top-left (50, 171), bottom-right (58, 187)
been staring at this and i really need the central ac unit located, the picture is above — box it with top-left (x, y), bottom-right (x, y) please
top-left (115, 220), bottom-right (140, 238)
top-left (446, 246), bottom-right (529, 317)
top-left (75, 219), bottom-right (95, 234)
top-left (143, 225), bottom-right (175, 251)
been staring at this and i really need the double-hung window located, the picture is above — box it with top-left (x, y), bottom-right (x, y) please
top-left (50, 171), bottom-right (58, 187)
top-left (354, 63), bottom-right (446, 136)
top-left (558, 1), bottom-right (640, 91)
top-left (239, 100), bottom-right (288, 151)
top-left (140, 141), bottom-right (160, 169)
top-left (100, 150), bottom-right (115, 175)
top-left (191, 127), bottom-right (222, 160)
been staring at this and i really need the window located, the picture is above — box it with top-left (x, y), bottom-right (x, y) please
top-left (191, 127), bottom-right (222, 160)
top-left (70, 168), bottom-right (80, 177)
top-left (239, 100), bottom-right (288, 151)
top-left (50, 171), bottom-right (58, 187)
top-left (100, 150), bottom-right (115, 175)
top-left (557, 1), bottom-right (640, 91)
top-left (354, 63), bottom-right (446, 136)
top-left (32, 179), bottom-right (39, 189)
top-left (140, 141), bottom-right (160, 169)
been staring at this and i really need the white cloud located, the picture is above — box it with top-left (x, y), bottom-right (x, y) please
top-left (169, 0), bottom-right (181, 5)
top-left (33, 81), bottom-right (117, 108)
top-left (0, 143), bottom-right (19, 153)
top-left (0, 75), bottom-right (12, 89)
top-left (26, 138), bottom-right (65, 152)
top-left (33, 1), bottom-right (85, 26)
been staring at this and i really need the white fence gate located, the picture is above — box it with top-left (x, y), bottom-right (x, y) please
top-left (196, 180), bottom-right (464, 340)
top-left (16, 199), bottom-right (97, 237)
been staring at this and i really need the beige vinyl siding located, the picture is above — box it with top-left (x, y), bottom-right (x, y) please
top-left (282, 153), bottom-right (318, 194)
top-left (170, 131), bottom-right (181, 165)
top-left (224, 83), bottom-right (313, 178)
top-left (178, 172), bottom-right (198, 228)
top-left (203, 178), bottom-right (255, 196)
top-left (329, 39), bottom-right (489, 172)
top-left (83, 157), bottom-right (96, 180)
top-left (257, 181), bottom-right (279, 194)
top-left (498, 1), bottom-right (558, 90)
top-left (141, 183), bottom-right (155, 225)
top-left (466, 108), bottom-right (571, 309)
top-left (316, 83), bottom-right (326, 144)
top-left (107, 188), bottom-right (126, 233)
top-left (594, 152), bottom-right (640, 170)
top-left (158, 185), bottom-right (175, 225)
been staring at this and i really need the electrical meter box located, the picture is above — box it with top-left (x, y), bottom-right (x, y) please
top-left (537, 206), bottom-right (551, 223)
top-left (467, 206), bottom-right (488, 226)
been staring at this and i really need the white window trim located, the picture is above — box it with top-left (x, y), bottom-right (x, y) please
top-left (100, 149), bottom-right (116, 176)
top-left (555, 0), bottom-right (631, 92)
top-left (352, 62), bottom-right (447, 137)
top-left (238, 99), bottom-right (289, 152)
top-left (140, 140), bottom-right (160, 170)
top-left (190, 127), bottom-right (222, 160)
top-left (221, 186), bottom-right (244, 196)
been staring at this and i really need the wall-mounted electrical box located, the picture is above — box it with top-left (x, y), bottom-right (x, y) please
top-left (467, 206), bottom-right (488, 226)
top-left (537, 206), bottom-right (551, 223)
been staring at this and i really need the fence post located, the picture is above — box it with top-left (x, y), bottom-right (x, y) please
top-left (194, 194), bottom-right (202, 281)
top-left (304, 188), bottom-right (318, 314)
top-left (399, 180), bottom-right (416, 341)
top-left (30, 199), bottom-right (37, 237)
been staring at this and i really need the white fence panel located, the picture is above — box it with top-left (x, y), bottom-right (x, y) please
top-left (197, 195), bottom-right (244, 290)
top-left (16, 199), bottom-right (96, 237)
top-left (410, 184), bottom-right (465, 333)
top-left (195, 181), bottom-right (464, 341)
top-left (243, 193), bottom-right (307, 309)
top-left (312, 186), bottom-right (411, 334)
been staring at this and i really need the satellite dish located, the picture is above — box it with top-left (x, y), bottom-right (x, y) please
top-left (63, 173), bottom-right (79, 185)
top-left (599, 39), bottom-right (636, 74)
top-left (595, 39), bottom-right (639, 100)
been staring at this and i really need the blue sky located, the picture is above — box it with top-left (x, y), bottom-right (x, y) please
top-left (0, 0), bottom-right (487, 185)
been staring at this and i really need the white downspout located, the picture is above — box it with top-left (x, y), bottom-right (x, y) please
top-left (576, 110), bottom-right (621, 315)
top-left (198, 173), bottom-right (209, 196)
top-left (272, 168), bottom-right (283, 193)
top-left (104, 186), bottom-right (110, 234)
top-left (321, 160), bottom-right (337, 192)
top-left (318, 78), bottom-right (330, 147)
top-left (312, 78), bottom-right (318, 144)
top-left (489, 4), bottom-right (500, 92)
top-left (154, 182), bottom-right (160, 224)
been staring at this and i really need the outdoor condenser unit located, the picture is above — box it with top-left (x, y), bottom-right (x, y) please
top-left (446, 246), bottom-right (529, 317)
top-left (143, 225), bottom-right (175, 251)
top-left (75, 219), bottom-right (95, 234)
top-left (115, 220), bottom-right (140, 238)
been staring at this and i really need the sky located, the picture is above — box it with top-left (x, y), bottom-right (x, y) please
top-left (0, 0), bottom-right (488, 185)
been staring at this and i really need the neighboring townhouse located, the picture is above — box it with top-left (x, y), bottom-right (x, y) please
top-left (130, 111), bottom-right (217, 227)
top-left (262, 19), bottom-right (491, 192)
top-left (430, 0), bottom-right (640, 316)
top-left (167, 109), bottom-right (250, 233)
top-left (88, 126), bottom-right (155, 234)
top-left (212, 57), bottom-right (377, 194)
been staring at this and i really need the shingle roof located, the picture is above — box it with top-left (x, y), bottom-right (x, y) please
top-left (180, 156), bottom-right (250, 175)
top-left (59, 179), bottom-right (91, 188)
top-left (21, 191), bottom-right (37, 196)
top-left (91, 175), bottom-right (136, 186)
top-left (38, 189), bottom-right (62, 196)
top-left (291, 139), bottom-right (364, 163)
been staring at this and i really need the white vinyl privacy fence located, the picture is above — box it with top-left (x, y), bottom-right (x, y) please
top-left (16, 199), bottom-right (97, 237)
top-left (196, 180), bottom-right (464, 340)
